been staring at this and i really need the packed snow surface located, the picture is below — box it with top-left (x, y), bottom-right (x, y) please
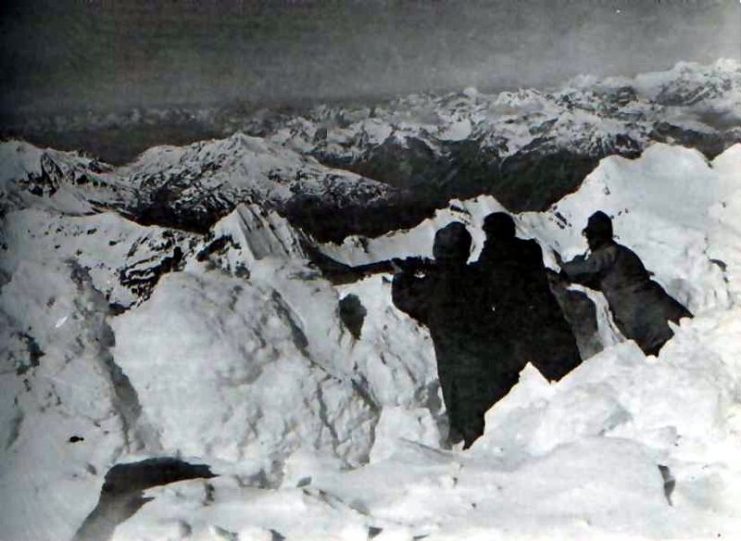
top-left (2, 139), bottom-right (741, 541)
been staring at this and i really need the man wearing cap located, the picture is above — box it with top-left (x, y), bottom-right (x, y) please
top-left (557, 211), bottom-right (692, 356)
top-left (477, 212), bottom-right (581, 381)
top-left (392, 221), bottom-right (515, 449)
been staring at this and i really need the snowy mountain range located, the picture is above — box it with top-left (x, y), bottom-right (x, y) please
top-left (5, 59), bottom-right (740, 217)
top-left (1, 61), bottom-right (741, 541)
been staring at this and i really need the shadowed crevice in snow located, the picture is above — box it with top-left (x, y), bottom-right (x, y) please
top-left (658, 465), bottom-right (676, 506)
top-left (3, 409), bottom-right (23, 451)
top-left (72, 458), bottom-right (215, 541)
top-left (195, 234), bottom-right (235, 262)
top-left (117, 245), bottom-right (187, 302)
top-left (269, 529), bottom-right (287, 541)
top-left (267, 288), bottom-right (380, 461)
top-left (269, 290), bottom-right (310, 354)
top-left (15, 332), bottom-right (44, 375)
top-left (314, 384), bottom-right (342, 455)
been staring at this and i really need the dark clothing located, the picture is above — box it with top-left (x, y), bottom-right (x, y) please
top-left (392, 263), bottom-right (516, 447)
top-left (560, 240), bottom-right (692, 355)
top-left (477, 237), bottom-right (582, 381)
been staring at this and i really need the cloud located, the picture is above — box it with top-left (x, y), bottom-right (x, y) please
top-left (1, 0), bottom-right (738, 115)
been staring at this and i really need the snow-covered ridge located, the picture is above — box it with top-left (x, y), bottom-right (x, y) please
top-left (275, 58), bottom-right (741, 149)
top-left (0, 140), bottom-right (132, 216)
top-left (259, 59), bottom-right (740, 212)
top-left (0, 133), bottom-right (403, 242)
top-left (7, 59), bottom-right (739, 156)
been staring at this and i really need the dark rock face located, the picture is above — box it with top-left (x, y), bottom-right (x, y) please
top-left (308, 139), bottom-right (617, 239)
top-left (651, 121), bottom-right (731, 159)
top-left (323, 138), bottom-right (606, 216)
top-left (493, 149), bottom-right (604, 212)
top-left (118, 245), bottom-right (186, 301)
top-left (345, 137), bottom-right (449, 193)
top-left (132, 188), bottom-right (235, 234)
top-left (282, 194), bottom-right (437, 244)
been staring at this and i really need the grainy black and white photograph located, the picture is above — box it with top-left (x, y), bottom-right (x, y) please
top-left (1, 1), bottom-right (740, 540)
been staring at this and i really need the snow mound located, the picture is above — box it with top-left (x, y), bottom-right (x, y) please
top-left (111, 260), bottom-right (376, 470)
top-left (107, 310), bottom-right (741, 541)
top-left (539, 143), bottom-right (740, 312)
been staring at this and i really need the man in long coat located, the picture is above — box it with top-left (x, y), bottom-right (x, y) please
top-left (477, 212), bottom-right (582, 381)
top-left (558, 211), bottom-right (692, 356)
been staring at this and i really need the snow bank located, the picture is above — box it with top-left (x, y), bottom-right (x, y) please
top-left (535, 143), bottom-right (740, 313)
top-left (107, 311), bottom-right (741, 541)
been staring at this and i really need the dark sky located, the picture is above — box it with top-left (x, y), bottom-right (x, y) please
top-left (1, 0), bottom-right (739, 116)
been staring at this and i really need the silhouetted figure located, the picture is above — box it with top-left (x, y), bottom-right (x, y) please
top-left (558, 211), bottom-right (692, 356)
top-left (392, 222), bottom-right (515, 448)
top-left (477, 212), bottom-right (582, 380)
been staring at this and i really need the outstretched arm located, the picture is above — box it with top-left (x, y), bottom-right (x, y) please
top-left (392, 271), bottom-right (432, 324)
top-left (559, 247), bottom-right (616, 288)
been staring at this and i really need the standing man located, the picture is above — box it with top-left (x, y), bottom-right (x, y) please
top-left (477, 212), bottom-right (582, 381)
top-left (392, 222), bottom-right (515, 448)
